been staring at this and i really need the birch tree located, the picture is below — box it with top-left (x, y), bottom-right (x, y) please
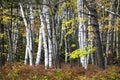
top-left (77, 0), bottom-right (89, 69)
top-left (46, 1), bottom-right (53, 68)
top-left (19, 2), bottom-right (33, 66)
top-left (49, 0), bottom-right (59, 68)
top-left (39, 0), bottom-right (49, 69)
top-left (35, 7), bottom-right (43, 65)
top-left (35, 28), bottom-right (42, 65)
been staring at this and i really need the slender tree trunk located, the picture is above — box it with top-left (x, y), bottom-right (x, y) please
top-left (106, 0), bottom-right (116, 65)
top-left (45, 4), bottom-right (53, 68)
top-left (62, 9), bottom-right (68, 63)
top-left (27, 1), bottom-right (34, 66)
top-left (116, 0), bottom-right (119, 58)
top-left (49, 0), bottom-right (59, 68)
top-left (35, 28), bottom-right (42, 65)
top-left (19, 2), bottom-right (33, 66)
top-left (106, 0), bottom-right (113, 58)
top-left (7, 4), bottom-right (13, 69)
top-left (52, 17), bottom-right (58, 68)
top-left (0, 23), bottom-right (5, 67)
top-left (40, 0), bottom-right (49, 69)
top-left (88, 11), bottom-right (94, 65)
top-left (8, 24), bottom-right (13, 69)
top-left (41, 21), bottom-right (49, 69)
top-left (12, 8), bottom-right (20, 61)
top-left (35, 9), bottom-right (43, 65)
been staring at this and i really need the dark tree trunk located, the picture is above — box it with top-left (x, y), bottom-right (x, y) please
top-left (8, 4), bottom-right (13, 69)
top-left (84, 0), bottom-right (105, 69)
top-left (0, 23), bottom-right (5, 67)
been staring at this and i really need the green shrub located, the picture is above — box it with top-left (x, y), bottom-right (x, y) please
top-left (40, 75), bottom-right (49, 80)
top-left (7, 70), bottom-right (19, 80)
top-left (54, 70), bottom-right (63, 79)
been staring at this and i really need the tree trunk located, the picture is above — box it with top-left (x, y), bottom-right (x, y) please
top-left (35, 13), bottom-right (43, 65)
top-left (35, 29), bottom-right (42, 65)
top-left (0, 23), bottom-right (5, 67)
top-left (45, 3), bottom-right (53, 68)
top-left (7, 4), bottom-right (13, 69)
top-left (41, 0), bottom-right (49, 69)
top-left (84, 0), bottom-right (105, 69)
top-left (116, 0), bottom-right (120, 58)
top-left (19, 2), bottom-right (33, 66)
top-left (77, 0), bottom-right (88, 69)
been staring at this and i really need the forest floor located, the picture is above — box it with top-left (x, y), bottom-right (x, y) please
top-left (0, 62), bottom-right (120, 80)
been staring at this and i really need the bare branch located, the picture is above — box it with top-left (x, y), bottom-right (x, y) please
top-left (96, 2), bottom-right (120, 17)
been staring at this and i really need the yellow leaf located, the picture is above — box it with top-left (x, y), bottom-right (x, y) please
top-left (35, 38), bottom-right (39, 43)
top-left (65, 28), bottom-right (74, 37)
top-left (87, 26), bottom-right (93, 30)
top-left (71, 44), bottom-right (76, 48)
top-left (75, 17), bottom-right (86, 22)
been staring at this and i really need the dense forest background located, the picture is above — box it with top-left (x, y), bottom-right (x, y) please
top-left (0, 0), bottom-right (120, 79)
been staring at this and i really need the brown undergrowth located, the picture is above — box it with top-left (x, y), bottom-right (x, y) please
top-left (0, 62), bottom-right (120, 80)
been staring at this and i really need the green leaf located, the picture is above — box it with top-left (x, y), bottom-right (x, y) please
top-left (71, 44), bottom-right (76, 48)
top-left (68, 45), bottom-right (96, 59)
top-left (34, 38), bottom-right (39, 43)
top-left (0, 33), bottom-right (4, 39)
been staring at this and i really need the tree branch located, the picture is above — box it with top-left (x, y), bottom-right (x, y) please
top-left (78, 10), bottom-right (95, 17)
top-left (96, 2), bottom-right (120, 17)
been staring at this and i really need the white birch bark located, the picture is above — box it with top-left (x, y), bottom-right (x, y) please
top-left (41, 19), bottom-right (48, 69)
top-left (39, 13), bottom-right (49, 69)
top-left (19, 3), bottom-right (27, 27)
top-left (19, 2), bottom-right (28, 64)
top-left (47, 19), bottom-right (53, 68)
top-left (28, 1), bottom-right (34, 66)
top-left (28, 27), bottom-right (33, 66)
top-left (45, 6), bottom-right (53, 68)
top-left (77, 0), bottom-right (88, 69)
top-left (29, 1), bottom-right (34, 33)
top-left (35, 7), bottom-right (43, 65)
top-left (19, 2), bottom-right (33, 66)
top-left (41, 0), bottom-right (49, 69)
top-left (35, 27), bottom-right (42, 65)
top-left (36, 0), bottom-right (52, 68)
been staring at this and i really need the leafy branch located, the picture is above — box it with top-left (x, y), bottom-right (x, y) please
top-left (67, 45), bottom-right (96, 59)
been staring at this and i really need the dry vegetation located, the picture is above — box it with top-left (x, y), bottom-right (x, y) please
top-left (0, 62), bottom-right (120, 80)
